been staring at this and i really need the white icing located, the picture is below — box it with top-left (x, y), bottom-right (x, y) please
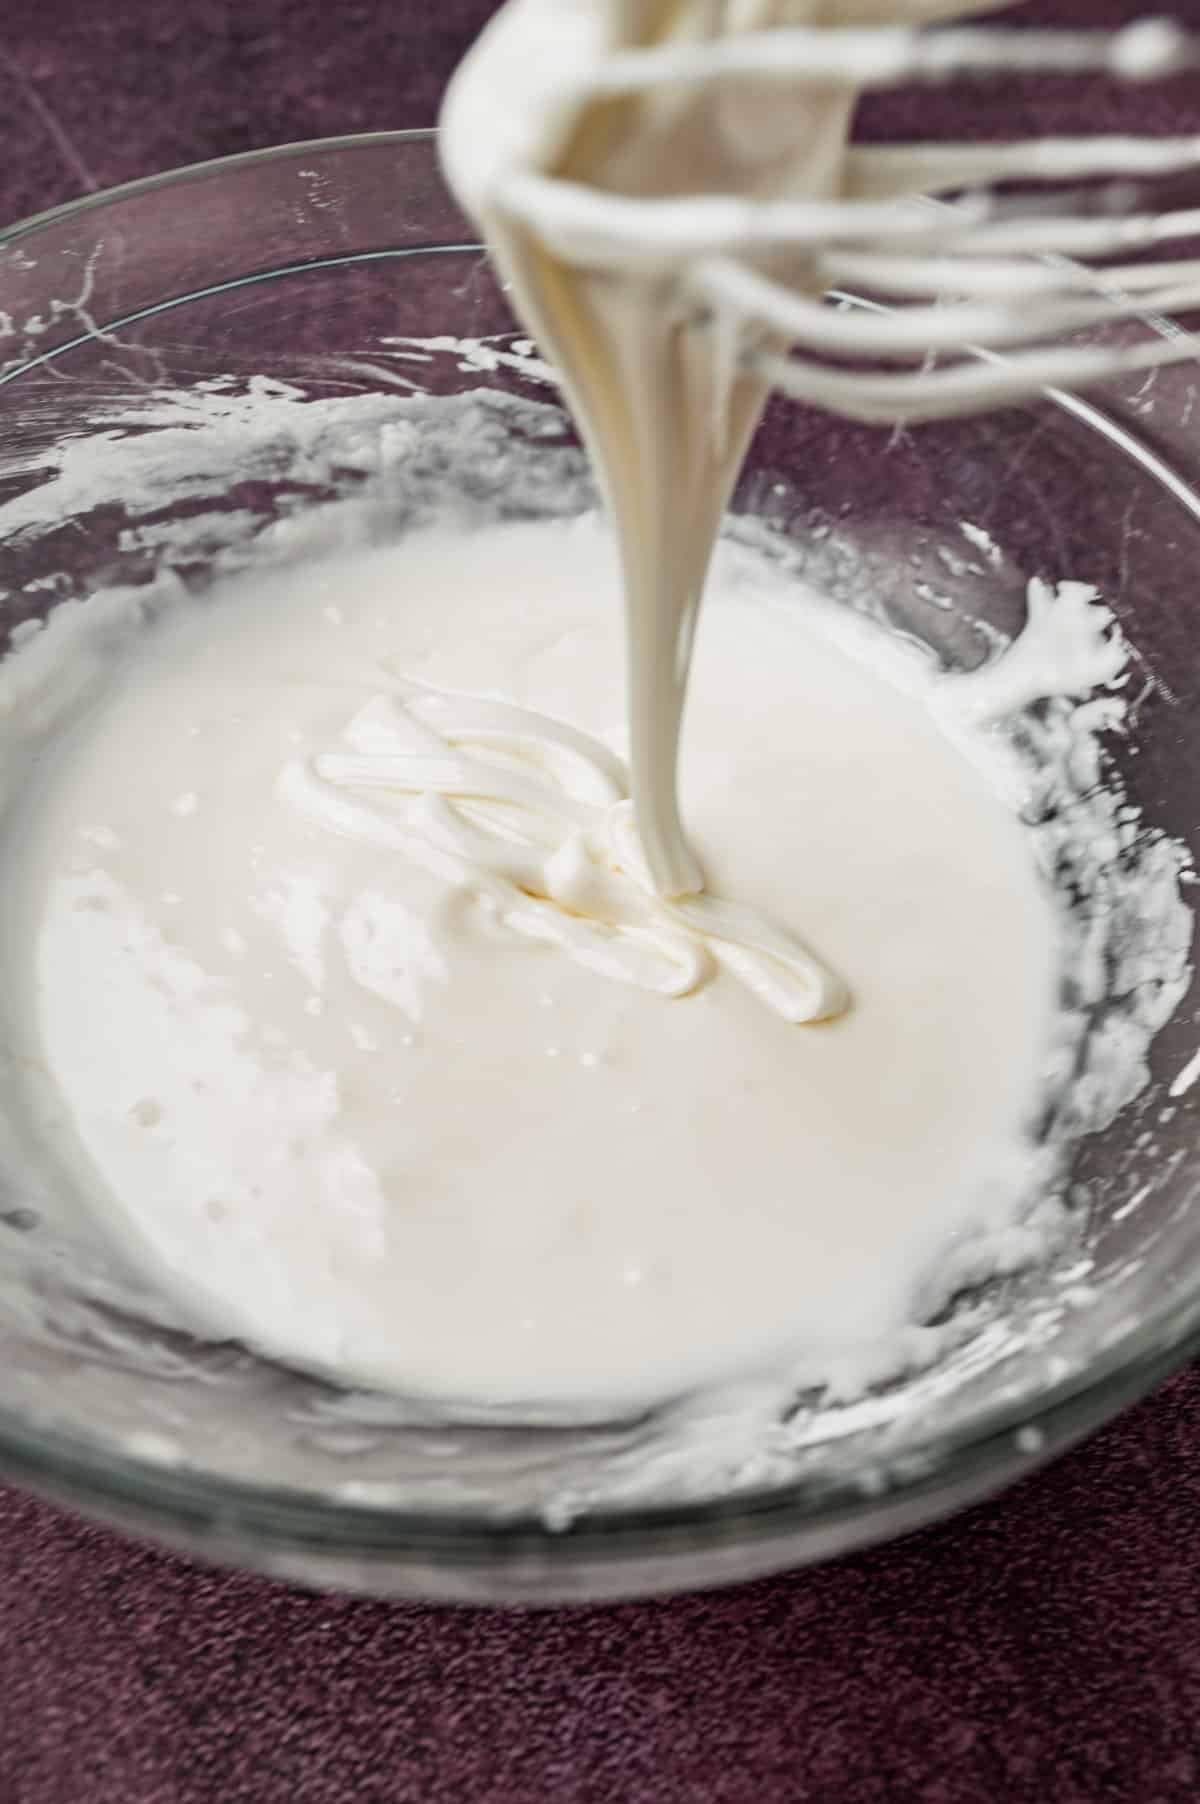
top-left (0, 515), bottom-right (1065, 1412)
top-left (283, 679), bottom-right (846, 1023)
top-left (0, 372), bottom-right (1188, 1493)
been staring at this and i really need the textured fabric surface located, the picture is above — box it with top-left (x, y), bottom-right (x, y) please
top-left (1, 2), bottom-right (1200, 1799)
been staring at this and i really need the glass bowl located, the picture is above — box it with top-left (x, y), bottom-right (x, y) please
top-left (0, 131), bottom-right (1198, 1605)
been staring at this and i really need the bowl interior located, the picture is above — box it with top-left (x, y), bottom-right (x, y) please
top-left (0, 133), bottom-right (1198, 1600)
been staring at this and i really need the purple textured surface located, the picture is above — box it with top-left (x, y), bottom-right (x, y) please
top-left (2, 3), bottom-right (1200, 1800)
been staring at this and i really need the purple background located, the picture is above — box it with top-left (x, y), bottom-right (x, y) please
top-left (2, 3), bottom-right (1200, 1799)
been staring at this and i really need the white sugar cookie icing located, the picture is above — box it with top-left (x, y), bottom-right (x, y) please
top-left (0, 383), bottom-right (1189, 1443)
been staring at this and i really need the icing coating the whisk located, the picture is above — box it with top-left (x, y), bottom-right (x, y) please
top-left (440, 1), bottom-right (1200, 979)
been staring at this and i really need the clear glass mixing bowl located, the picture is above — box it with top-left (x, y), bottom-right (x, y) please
top-left (0, 131), bottom-right (1198, 1604)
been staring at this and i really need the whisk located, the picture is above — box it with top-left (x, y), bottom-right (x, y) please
top-left (499, 15), bottom-right (1200, 424)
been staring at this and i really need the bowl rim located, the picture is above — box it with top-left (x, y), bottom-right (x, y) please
top-left (1, 128), bottom-right (1199, 1577)
top-left (0, 128), bottom-right (439, 245)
